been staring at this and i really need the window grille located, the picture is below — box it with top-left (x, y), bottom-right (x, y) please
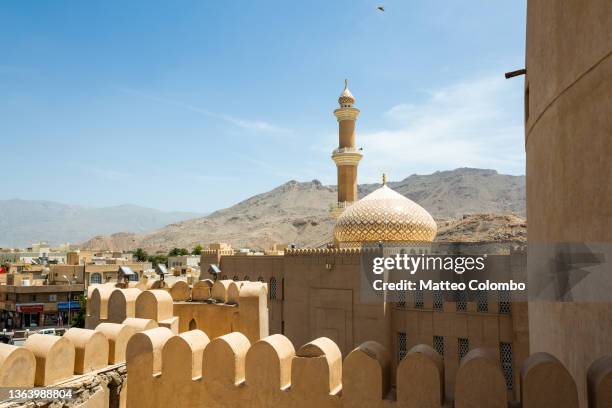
top-left (458, 338), bottom-right (470, 361)
top-left (433, 335), bottom-right (444, 359)
top-left (499, 290), bottom-right (512, 314)
top-left (398, 332), bottom-right (407, 362)
top-left (500, 342), bottom-right (514, 390)
top-left (455, 290), bottom-right (467, 311)
top-left (269, 277), bottom-right (277, 300)
top-left (433, 290), bottom-right (443, 311)
top-left (90, 273), bottom-right (102, 284)
top-left (477, 290), bottom-right (488, 312)
top-left (396, 290), bottom-right (407, 308)
top-left (414, 290), bottom-right (424, 309)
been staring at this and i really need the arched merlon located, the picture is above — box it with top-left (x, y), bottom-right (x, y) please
top-left (236, 282), bottom-right (269, 343)
top-left (246, 333), bottom-right (295, 391)
top-left (95, 322), bottom-right (137, 364)
top-left (192, 279), bottom-right (213, 301)
top-left (0, 343), bottom-right (36, 387)
top-left (342, 340), bottom-right (390, 407)
top-left (397, 344), bottom-right (444, 407)
top-left (455, 348), bottom-right (507, 408)
top-left (521, 352), bottom-right (579, 408)
top-left (168, 280), bottom-right (191, 302)
top-left (292, 337), bottom-right (342, 396)
top-left (23, 334), bottom-right (75, 386)
top-left (88, 284), bottom-right (119, 321)
top-left (63, 328), bottom-right (109, 374)
top-left (162, 329), bottom-right (210, 381)
top-left (588, 355), bottom-right (612, 408)
top-left (126, 327), bottom-right (175, 376)
top-left (108, 288), bottom-right (141, 323)
top-left (211, 280), bottom-right (232, 303)
top-left (122, 317), bottom-right (159, 333)
top-left (203, 332), bottom-right (251, 386)
top-left (135, 289), bottom-right (174, 322)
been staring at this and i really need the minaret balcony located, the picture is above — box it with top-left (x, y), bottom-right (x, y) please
top-left (329, 201), bottom-right (354, 218)
top-left (332, 148), bottom-right (363, 166)
top-left (333, 107), bottom-right (360, 122)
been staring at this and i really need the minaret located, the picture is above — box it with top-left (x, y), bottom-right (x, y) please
top-left (330, 79), bottom-right (362, 218)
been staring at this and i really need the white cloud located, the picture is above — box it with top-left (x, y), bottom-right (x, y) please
top-left (358, 75), bottom-right (525, 181)
top-left (120, 88), bottom-right (291, 135)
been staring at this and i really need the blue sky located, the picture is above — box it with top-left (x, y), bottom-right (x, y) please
top-left (0, 0), bottom-right (526, 213)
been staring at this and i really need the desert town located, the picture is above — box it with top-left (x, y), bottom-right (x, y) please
top-left (0, 1), bottom-right (611, 408)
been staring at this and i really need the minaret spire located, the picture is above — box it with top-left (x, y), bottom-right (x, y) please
top-left (330, 80), bottom-right (362, 218)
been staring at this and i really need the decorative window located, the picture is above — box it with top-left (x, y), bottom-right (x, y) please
top-left (269, 277), bottom-right (277, 300)
top-left (433, 290), bottom-right (443, 311)
top-left (477, 290), bottom-right (488, 312)
top-left (398, 332), bottom-right (407, 362)
top-left (455, 290), bottom-right (467, 311)
top-left (499, 290), bottom-right (512, 314)
top-left (500, 342), bottom-right (514, 390)
top-left (458, 338), bottom-right (470, 361)
top-left (414, 290), bottom-right (424, 309)
top-left (396, 290), bottom-right (407, 308)
top-left (90, 273), bottom-right (102, 284)
top-left (433, 335), bottom-right (444, 359)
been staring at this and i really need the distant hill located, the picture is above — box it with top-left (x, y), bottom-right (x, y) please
top-left (81, 168), bottom-right (526, 252)
top-left (0, 200), bottom-right (202, 248)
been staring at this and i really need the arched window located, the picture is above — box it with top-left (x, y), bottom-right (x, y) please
top-left (188, 318), bottom-right (197, 330)
top-left (243, 275), bottom-right (250, 281)
top-left (269, 277), bottom-right (277, 300)
top-left (90, 273), bottom-right (102, 284)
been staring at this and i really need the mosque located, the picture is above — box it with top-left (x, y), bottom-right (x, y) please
top-left (199, 81), bottom-right (529, 400)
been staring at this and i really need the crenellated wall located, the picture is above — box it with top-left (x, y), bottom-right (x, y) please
top-left (85, 280), bottom-right (268, 344)
top-left (124, 328), bottom-right (612, 408)
top-left (0, 282), bottom-right (611, 408)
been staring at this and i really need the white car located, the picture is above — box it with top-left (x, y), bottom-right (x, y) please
top-left (37, 328), bottom-right (57, 336)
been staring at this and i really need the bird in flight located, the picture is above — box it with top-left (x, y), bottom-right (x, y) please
top-left (377, 6), bottom-right (385, 12)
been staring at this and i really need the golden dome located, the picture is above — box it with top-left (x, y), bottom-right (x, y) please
top-left (333, 183), bottom-right (437, 244)
top-left (338, 79), bottom-right (355, 106)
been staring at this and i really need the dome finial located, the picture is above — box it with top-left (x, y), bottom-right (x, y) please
top-left (338, 79), bottom-right (355, 106)
top-left (382, 173), bottom-right (387, 185)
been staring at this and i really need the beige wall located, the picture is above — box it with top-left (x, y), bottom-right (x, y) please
top-left (525, 1), bottom-right (612, 406)
top-left (200, 246), bottom-right (528, 401)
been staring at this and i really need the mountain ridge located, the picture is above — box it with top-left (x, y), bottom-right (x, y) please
top-left (81, 168), bottom-right (526, 252)
top-left (0, 200), bottom-right (203, 248)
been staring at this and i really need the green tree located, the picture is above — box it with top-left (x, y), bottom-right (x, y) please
top-left (71, 294), bottom-right (86, 328)
top-left (148, 254), bottom-right (168, 267)
top-left (168, 247), bottom-right (189, 256)
top-left (134, 248), bottom-right (148, 262)
top-left (191, 244), bottom-right (203, 255)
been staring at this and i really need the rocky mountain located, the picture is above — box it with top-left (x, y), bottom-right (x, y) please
top-left (81, 168), bottom-right (526, 252)
top-left (0, 200), bottom-right (202, 248)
